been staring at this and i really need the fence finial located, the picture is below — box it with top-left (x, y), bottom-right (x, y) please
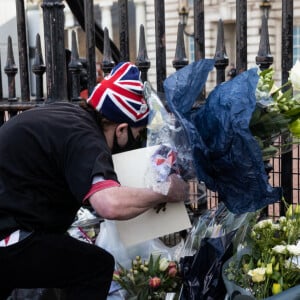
top-left (214, 19), bottom-right (229, 84)
top-left (32, 33), bottom-right (46, 101)
top-left (136, 24), bottom-right (150, 82)
top-left (256, 14), bottom-right (273, 70)
top-left (173, 23), bottom-right (189, 71)
top-left (102, 27), bottom-right (115, 76)
top-left (68, 31), bottom-right (82, 102)
top-left (4, 36), bottom-right (18, 102)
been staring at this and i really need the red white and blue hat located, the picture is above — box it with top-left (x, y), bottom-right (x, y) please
top-left (87, 62), bottom-right (150, 127)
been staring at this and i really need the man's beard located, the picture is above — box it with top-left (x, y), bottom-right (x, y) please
top-left (111, 127), bottom-right (143, 154)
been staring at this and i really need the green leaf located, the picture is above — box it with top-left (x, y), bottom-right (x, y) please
top-left (250, 107), bottom-right (263, 125)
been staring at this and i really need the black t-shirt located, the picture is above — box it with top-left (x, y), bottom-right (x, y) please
top-left (0, 102), bottom-right (118, 239)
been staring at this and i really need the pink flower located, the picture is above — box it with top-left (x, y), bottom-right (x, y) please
top-left (113, 271), bottom-right (120, 281)
top-left (168, 266), bottom-right (178, 278)
top-left (149, 276), bottom-right (161, 288)
top-left (168, 261), bottom-right (177, 269)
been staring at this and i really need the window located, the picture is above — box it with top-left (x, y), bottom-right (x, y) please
top-left (188, 0), bottom-right (194, 62)
top-left (188, 36), bottom-right (195, 62)
top-left (293, 26), bottom-right (300, 63)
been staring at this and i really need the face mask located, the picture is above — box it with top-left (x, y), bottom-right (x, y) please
top-left (111, 126), bottom-right (144, 154)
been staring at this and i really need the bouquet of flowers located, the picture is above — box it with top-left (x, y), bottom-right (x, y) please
top-left (250, 60), bottom-right (300, 160)
top-left (143, 81), bottom-right (197, 212)
top-left (112, 254), bottom-right (182, 300)
top-left (163, 58), bottom-right (300, 214)
top-left (223, 201), bottom-right (300, 299)
top-left (144, 81), bottom-right (196, 183)
top-left (179, 203), bottom-right (254, 300)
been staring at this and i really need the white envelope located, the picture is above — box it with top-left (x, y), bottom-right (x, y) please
top-left (112, 145), bottom-right (191, 247)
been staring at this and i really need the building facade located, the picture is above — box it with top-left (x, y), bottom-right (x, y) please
top-left (0, 0), bottom-right (299, 96)
top-left (84, 0), bottom-right (300, 89)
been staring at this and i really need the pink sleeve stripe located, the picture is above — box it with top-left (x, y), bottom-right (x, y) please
top-left (83, 179), bottom-right (120, 202)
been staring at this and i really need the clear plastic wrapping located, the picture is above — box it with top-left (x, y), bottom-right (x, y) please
top-left (143, 82), bottom-right (197, 198)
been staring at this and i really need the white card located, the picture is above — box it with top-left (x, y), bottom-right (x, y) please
top-left (112, 145), bottom-right (191, 247)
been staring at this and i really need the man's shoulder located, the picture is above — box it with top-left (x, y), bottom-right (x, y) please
top-left (26, 101), bottom-right (88, 119)
top-left (38, 101), bottom-right (80, 112)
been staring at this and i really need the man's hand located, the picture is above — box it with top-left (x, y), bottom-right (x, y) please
top-left (166, 174), bottom-right (189, 202)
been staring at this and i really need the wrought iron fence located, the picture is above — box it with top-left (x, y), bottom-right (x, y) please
top-left (0, 0), bottom-right (298, 217)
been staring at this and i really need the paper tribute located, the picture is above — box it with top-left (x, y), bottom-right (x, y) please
top-left (112, 145), bottom-right (191, 247)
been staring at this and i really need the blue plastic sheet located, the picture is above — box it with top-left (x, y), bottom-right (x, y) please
top-left (164, 59), bottom-right (282, 214)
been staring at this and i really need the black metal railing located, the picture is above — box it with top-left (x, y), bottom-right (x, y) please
top-left (0, 0), bottom-right (297, 217)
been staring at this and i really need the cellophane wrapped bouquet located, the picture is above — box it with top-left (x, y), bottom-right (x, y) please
top-left (178, 203), bottom-right (254, 300)
top-left (142, 81), bottom-right (200, 212)
top-left (144, 81), bottom-right (196, 186)
top-left (107, 82), bottom-right (201, 300)
top-left (113, 254), bottom-right (182, 300)
top-left (223, 200), bottom-right (300, 299)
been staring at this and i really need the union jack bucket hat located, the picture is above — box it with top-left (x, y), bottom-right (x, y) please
top-left (87, 62), bottom-right (150, 127)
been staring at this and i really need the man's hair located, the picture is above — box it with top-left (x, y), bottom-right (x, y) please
top-left (79, 100), bottom-right (116, 130)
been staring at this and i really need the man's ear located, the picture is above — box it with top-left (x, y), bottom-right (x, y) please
top-left (115, 123), bottom-right (129, 138)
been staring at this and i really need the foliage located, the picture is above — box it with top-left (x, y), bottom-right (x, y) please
top-left (224, 201), bottom-right (300, 299)
top-left (250, 60), bottom-right (300, 160)
top-left (113, 254), bottom-right (182, 300)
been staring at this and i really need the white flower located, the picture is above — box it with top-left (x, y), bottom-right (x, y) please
top-left (289, 59), bottom-right (300, 91)
top-left (287, 244), bottom-right (300, 256)
top-left (272, 245), bottom-right (287, 254)
top-left (271, 223), bottom-right (280, 230)
top-left (159, 257), bottom-right (169, 271)
top-left (279, 216), bottom-right (287, 223)
top-left (254, 219), bottom-right (273, 229)
top-left (285, 258), bottom-right (300, 270)
top-left (270, 83), bottom-right (283, 97)
top-left (291, 256), bottom-right (300, 269)
top-left (248, 268), bottom-right (266, 283)
top-left (288, 218), bottom-right (297, 226)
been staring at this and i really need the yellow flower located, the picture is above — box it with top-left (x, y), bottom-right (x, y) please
top-left (243, 263), bottom-right (250, 273)
top-left (286, 204), bottom-right (294, 218)
top-left (288, 119), bottom-right (300, 138)
top-left (272, 283), bottom-right (282, 295)
top-left (295, 204), bottom-right (300, 215)
top-left (248, 268), bottom-right (266, 283)
top-left (289, 59), bottom-right (300, 91)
